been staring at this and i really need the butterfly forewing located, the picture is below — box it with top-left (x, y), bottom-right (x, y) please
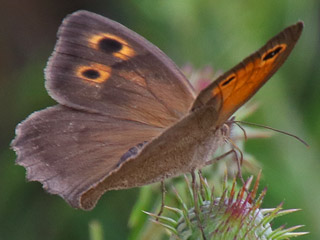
top-left (46, 10), bottom-right (196, 127)
top-left (192, 21), bottom-right (303, 126)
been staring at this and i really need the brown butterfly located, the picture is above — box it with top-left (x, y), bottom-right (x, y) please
top-left (11, 10), bottom-right (303, 210)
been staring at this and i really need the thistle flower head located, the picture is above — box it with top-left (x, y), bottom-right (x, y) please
top-left (145, 173), bottom-right (307, 240)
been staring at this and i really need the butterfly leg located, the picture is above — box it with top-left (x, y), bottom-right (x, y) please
top-left (205, 147), bottom-right (246, 186)
top-left (226, 138), bottom-right (245, 185)
top-left (205, 149), bottom-right (235, 166)
top-left (191, 170), bottom-right (207, 240)
top-left (198, 170), bottom-right (206, 201)
top-left (156, 181), bottom-right (166, 220)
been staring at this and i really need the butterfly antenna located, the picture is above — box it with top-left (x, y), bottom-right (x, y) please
top-left (233, 121), bottom-right (248, 141)
top-left (233, 120), bottom-right (309, 147)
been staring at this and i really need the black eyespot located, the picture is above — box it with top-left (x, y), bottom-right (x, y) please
top-left (221, 76), bottom-right (235, 86)
top-left (82, 69), bottom-right (100, 79)
top-left (263, 46), bottom-right (283, 61)
top-left (98, 38), bottom-right (122, 53)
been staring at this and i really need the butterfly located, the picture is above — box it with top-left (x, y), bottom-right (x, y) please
top-left (11, 10), bottom-right (303, 210)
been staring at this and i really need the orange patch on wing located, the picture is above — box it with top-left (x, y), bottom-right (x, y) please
top-left (212, 43), bottom-right (288, 122)
top-left (211, 73), bottom-right (236, 98)
top-left (118, 70), bottom-right (147, 87)
top-left (213, 43), bottom-right (288, 97)
top-left (76, 63), bottom-right (112, 83)
top-left (88, 33), bottom-right (135, 60)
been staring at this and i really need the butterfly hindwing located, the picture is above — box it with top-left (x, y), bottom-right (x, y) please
top-left (12, 105), bottom-right (163, 208)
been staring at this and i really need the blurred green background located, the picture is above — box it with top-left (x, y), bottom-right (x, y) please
top-left (0, 0), bottom-right (319, 239)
